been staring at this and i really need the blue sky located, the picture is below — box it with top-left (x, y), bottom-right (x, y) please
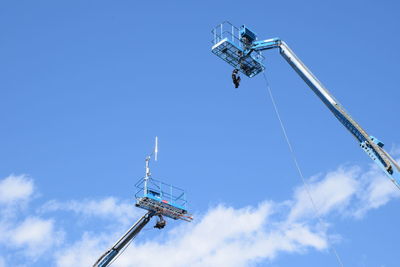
top-left (1, 0), bottom-right (400, 266)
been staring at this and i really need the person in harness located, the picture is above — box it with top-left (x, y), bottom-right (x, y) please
top-left (154, 214), bottom-right (166, 229)
top-left (232, 69), bottom-right (241, 88)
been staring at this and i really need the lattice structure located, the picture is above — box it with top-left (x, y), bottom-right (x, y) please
top-left (211, 21), bottom-right (265, 77)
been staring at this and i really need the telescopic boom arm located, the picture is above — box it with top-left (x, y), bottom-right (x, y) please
top-left (93, 211), bottom-right (155, 267)
top-left (246, 35), bottom-right (400, 188)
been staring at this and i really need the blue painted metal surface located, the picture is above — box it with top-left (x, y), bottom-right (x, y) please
top-left (239, 25), bottom-right (257, 44)
top-left (251, 38), bottom-right (281, 52)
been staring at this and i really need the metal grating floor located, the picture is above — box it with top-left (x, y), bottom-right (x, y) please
top-left (212, 38), bottom-right (264, 77)
top-left (136, 197), bottom-right (191, 221)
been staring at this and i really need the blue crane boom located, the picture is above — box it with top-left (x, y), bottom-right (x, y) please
top-left (211, 22), bottom-right (400, 188)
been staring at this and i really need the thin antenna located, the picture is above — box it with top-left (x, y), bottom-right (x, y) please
top-left (154, 136), bottom-right (158, 161)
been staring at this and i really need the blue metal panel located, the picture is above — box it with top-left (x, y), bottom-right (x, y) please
top-left (360, 139), bottom-right (400, 187)
top-left (331, 109), bottom-right (367, 143)
top-left (252, 38), bottom-right (281, 52)
top-left (239, 25), bottom-right (257, 44)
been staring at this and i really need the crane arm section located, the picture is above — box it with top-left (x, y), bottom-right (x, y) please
top-left (93, 211), bottom-right (155, 267)
top-left (250, 38), bottom-right (400, 188)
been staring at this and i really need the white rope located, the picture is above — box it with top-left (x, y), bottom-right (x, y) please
top-left (262, 72), bottom-right (344, 267)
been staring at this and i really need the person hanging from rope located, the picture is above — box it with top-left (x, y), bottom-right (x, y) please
top-left (232, 69), bottom-right (241, 88)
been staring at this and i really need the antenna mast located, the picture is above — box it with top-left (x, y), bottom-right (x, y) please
top-left (144, 137), bottom-right (158, 194)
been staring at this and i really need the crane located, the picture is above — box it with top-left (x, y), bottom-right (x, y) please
top-left (211, 22), bottom-right (400, 189)
top-left (93, 138), bottom-right (192, 267)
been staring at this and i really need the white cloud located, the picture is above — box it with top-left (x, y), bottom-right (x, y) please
top-left (41, 197), bottom-right (141, 225)
top-left (108, 205), bottom-right (328, 267)
top-left (0, 175), bottom-right (63, 260)
top-left (288, 167), bottom-right (359, 222)
top-left (2, 160), bottom-right (400, 267)
top-left (53, 162), bottom-right (400, 267)
top-left (7, 216), bottom-right (64, 258)
top-left (55, 203), bottom-right (328, 267)
top-left (390, 145), bottom-right (400, 156)
top-left (55, 232), bottom-right (105, 267)
top-left (353, 165), bottom-right (400, 218)
top-left (0, 175), bottom-right (34, 205)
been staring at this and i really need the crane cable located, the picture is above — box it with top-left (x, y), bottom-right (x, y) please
top-left (262, 71), bottom-right (345, 267)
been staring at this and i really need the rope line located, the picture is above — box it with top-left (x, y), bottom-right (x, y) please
top-left (262, 72), bottom-right (344, 267)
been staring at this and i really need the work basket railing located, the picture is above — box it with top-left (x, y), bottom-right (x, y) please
top-left (211, 21), bottom-right (265, 62)
top-left (135, 177), bottom-right (187, 210)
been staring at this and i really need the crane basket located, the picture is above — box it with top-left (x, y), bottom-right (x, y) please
top-left (135, 177), bottom-right (190, 221)
top-left (211, 21), bottom-right (265, 77)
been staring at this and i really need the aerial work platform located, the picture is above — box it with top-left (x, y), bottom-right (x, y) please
top-left (93, 138), bottom-right (192, 267)
top-left (211, 21), bottom-right (265, 77)
top-left (211, 21), bottom-right (400, 189)
top-left (135, 177), bottom-right (191, 221)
